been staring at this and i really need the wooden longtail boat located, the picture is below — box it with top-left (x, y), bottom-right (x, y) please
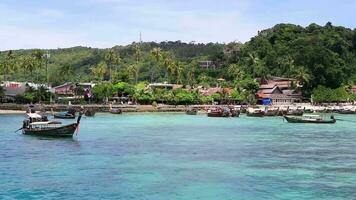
top-left (109, 104), bottom-right (122, 114)
top-left (207, 107), bottom-right (231, 117)
top-left (284, 114), bottom-right (336, 124)
top-left (54, 111), bottom-right (76, 119)
top-left (21, 113), bottom-right (82, 137)
top-left (246, 108), bottom-right (265, 117)
top-left (186, 108), bottom-right (198, 115)
top-left (338, 109), bottom-right (356, 114)
top-left (84, 109), bottom-right (96, 117)
top-left (230, 108), bottom-right (240, 117)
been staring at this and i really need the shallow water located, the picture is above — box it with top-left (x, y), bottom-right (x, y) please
top-left (1, 113), bottom-right (356, 200)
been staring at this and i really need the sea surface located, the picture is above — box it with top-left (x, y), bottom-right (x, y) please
top-left (1, 113), bottom-right (356, 200)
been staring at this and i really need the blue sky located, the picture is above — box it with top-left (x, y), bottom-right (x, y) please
top-left (0, 0), bottom-right (355, 50)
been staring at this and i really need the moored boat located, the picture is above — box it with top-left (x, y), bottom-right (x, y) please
top-left (207, 107), bottom-right (231, 117)
top-left (109, 104), bottom-right (122, 114)
top-left (53, 107), bottom-right (76, 119)
top-left (284, 114), bottom-right (336, 124)
top-left (84, 109), bottom-right (96, 117)
top-left (230, 108), bottom-right (240, 117)
top-left (246, 108), bottom-right (265, 117)
top-left (54, 111), bottom-right (76, 119)
top-left (186, 107), bottom-right (198, 115)
top-left (21, 113), bottom-right (82, 137)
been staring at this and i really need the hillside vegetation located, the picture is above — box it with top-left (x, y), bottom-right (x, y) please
top-left (0, 22), bottom-right (355, 98)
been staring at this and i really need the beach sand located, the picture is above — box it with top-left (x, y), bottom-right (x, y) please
top-left (0, 110), bottom-right (26, 114)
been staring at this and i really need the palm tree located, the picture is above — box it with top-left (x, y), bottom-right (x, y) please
top-left (228, 64), bottom-right (245, 81)
top-left (162, 52), bottom-right (173, 82)
top-left (128, 64), bottom-right (139, 84)
top-left (247, 52), bottom-right (262, 78)
top-left (133, 43), bottom-right (142, 63)
top-left (293, 66), bottom-right (311, 86)
top-left (2, 50), bottom-right (16, 81)
top-left (91, 62), bottom-right (107, 81)
top-left (60, 63), bottom-right (74, 82)
top-left (104, 48), bottom-right (121, 81)
top-left (150, 48), bottom-right (162, 63)
top-left (174, 61), bottom-right (185, 84)
top-left (277, 55), bottom-right (295, 77)
top-left (186, 65), bottom-right (195, 86)
top-left (21, 55), bottom-right (37, 80)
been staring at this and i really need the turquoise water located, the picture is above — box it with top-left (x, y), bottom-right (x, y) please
top-left (1, 113), bottom-right (356, 200)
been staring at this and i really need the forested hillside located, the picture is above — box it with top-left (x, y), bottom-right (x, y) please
top-left (1, 22), bottom-right (355, 96)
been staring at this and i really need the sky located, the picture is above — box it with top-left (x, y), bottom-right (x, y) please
top-left (0, 0), bottom-right (355, 50)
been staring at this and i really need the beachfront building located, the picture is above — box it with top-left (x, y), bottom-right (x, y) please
top-left (51, 82), bottom-right (75, 96)
top-left (256, 77), bottom-right (302, 105)
top-left (0, 81), bottom-right (49, 102)
top-left (51, 82), bottom-right (96, 102)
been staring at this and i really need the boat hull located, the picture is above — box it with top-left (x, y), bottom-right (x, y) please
top-left (207, 112), bottom-right (230, 117)
top-left (22, 123), bottom-right (78, 137)
top-left (54, 114), bottom-right (76, 119)
top-left (186, 110), bottom-right (198, 115)
top-left (284, 116), bottom-right (336, 124)
top-left (246, 112), bottom-right (265, 117)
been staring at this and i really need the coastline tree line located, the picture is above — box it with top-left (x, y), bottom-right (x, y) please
top-left (1, 22), bottom-right (356, 104)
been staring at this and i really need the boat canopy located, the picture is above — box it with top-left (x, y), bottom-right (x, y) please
top-left (30, 121), bottom-right (62, 126)
top-left (27, 113), bottom-right (42, 118)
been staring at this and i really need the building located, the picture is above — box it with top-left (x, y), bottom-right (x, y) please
top-left (198, 61), bottom-right (217, 69)
top-left (0, 81), bottom-right (49, 102)
top-left (51, 82), bottom-right (75, 96)
top-left (148, 83), bottom-right (183, 90)
top-left (256, 80), bottom-right (302, 105)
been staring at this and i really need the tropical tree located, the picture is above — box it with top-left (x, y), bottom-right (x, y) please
top-left (91, 61), bottom-right (107, 81)
top-left (21, 55), bottom-right (37, 80)
top-left (128, 64), bottom-right (139, 84)
top-left (228, 63), bottom-right (245, 81)
top-left (2, 50), bottom-right (16, 81)
top-left (59, 63), bottom-right (75, 82)
top-left (104, 48), bottom-right (121, 81)
top-left (150, 48), bottom-right (162, 62)
top-left (162, 52), bottom-right (173, 81)
top-left (133, 43), bottom-right (142, 63)
top-left (174, 61), bottom-right (185, 84)
top-left (31, 50), bottom-right (44, 81)
top-left (293, 66), bottom-right (311, 86)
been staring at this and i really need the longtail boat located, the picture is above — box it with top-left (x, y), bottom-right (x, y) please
top-left (21, 113), bottom-right (82, 137)
top-left (53, 108), bottom-right (76, 119)
top-left (230, 108), bottom-right (240, 117)
top-left (54, 111), bottom-right (76, 119)
top-left (284, 114), bottom-right (336, 124)
top-left (109, 104), bottom-right (122, 114)
top-left (246, 108), bottom-right (265, 117)
top-left (207, 107), bottom-right (231, 117)
top-left (186, 107), bottom-right (198, 115)
top-left (84, 109), bottom-right (96, 117)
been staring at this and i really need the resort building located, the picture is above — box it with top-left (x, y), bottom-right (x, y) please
top-left (198, 61), bottom-right (217, 69)
top-left (256, 77), bottom-right (302, 105)
top-left (51, 83), bottom-right (75, 96)
top-left (0, 81), bottom-right (49, 102)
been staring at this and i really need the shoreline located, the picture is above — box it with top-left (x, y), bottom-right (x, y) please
top-left (1, 103), bottom-right (356, 114)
